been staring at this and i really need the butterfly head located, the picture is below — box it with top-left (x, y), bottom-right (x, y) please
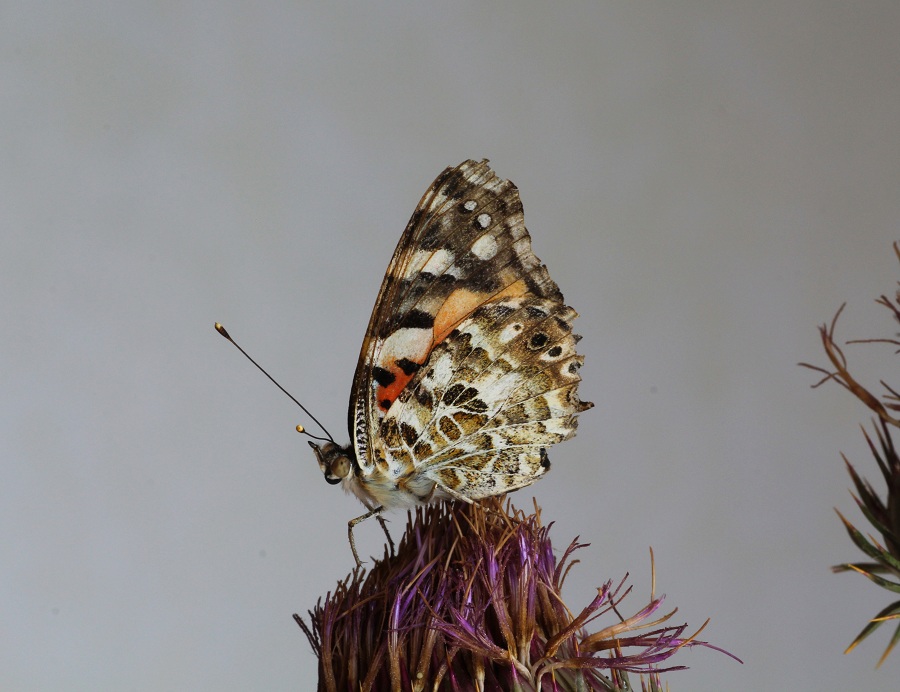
top-left (309, 440), bottom-right (355, 486)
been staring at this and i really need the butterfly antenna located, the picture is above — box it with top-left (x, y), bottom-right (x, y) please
top-left (215, 323), bottom-right (334, 443)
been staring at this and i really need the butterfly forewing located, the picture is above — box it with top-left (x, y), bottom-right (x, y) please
top-left (351, 161), bottom-right (563, 468)
top-left (346, 159), bottom-right (591, 505)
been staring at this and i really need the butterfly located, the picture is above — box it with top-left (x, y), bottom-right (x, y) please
top-left (308, 159), bottom-right (593, 566)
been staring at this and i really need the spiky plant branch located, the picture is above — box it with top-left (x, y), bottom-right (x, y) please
top-left (801, 241), bottom-right (900, 665)
top-left (295, 498), bottom-right (737, 690)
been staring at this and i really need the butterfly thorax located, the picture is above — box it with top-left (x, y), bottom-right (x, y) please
top-left (309, 439), bottom-right (439, 510)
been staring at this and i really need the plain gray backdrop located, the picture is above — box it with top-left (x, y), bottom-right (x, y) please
top-left (4, 2), bottom-right (900, 689)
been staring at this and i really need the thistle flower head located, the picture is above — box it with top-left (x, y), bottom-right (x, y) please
top-left (296, 499), bottom-right (736, 690)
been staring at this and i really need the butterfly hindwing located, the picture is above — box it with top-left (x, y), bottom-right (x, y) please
top-left (377, 294), bottom-right (590, 502)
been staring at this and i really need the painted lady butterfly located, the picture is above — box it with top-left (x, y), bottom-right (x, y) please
top-left (309, 159), bottom-right (593, 565)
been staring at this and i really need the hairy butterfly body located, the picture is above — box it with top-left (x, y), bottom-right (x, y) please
top-left (310, 159), bottom-right (593, 565)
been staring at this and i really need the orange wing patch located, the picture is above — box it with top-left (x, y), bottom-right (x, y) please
top-left (374, 280), bottom-right (532, 411)
top-left (373, 326), bottom-right (431, 411)
top-left (432, 281), bottom-right (529, 345)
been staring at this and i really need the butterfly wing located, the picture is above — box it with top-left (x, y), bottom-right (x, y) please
top-left (349, 159), bottom-right (571, 473)
top-left (380, 293), bottom-right (591, 502)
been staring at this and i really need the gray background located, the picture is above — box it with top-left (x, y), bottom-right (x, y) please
top-left (4, 2), bottom-right (900, 689)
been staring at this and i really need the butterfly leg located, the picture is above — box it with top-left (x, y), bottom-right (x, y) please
top-left (348, 505), bottom-right (385, 568)
top-left (375, 514), bottom-right (395, 557)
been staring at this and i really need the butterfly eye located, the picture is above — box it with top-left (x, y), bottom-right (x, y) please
top-left (309, 441), bottom-right (352, 484)
top-left (330, 455), bottom-right (352, 480)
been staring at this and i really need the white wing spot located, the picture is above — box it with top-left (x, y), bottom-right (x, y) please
top-left (471, 234), bottom-right (499, 261)
top-left (463, 200), bottom-right (477, 211)
top-left (499, 321), bottom-right (523, 343)
top-left (476, 213), bottom-right (492, 229)
top-left (421, 248), bottom-right (455, 275)
top-left (377, 327), bottom-right (433, 368)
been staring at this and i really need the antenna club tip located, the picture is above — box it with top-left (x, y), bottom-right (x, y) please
top-left (215, 323), bottom-right (231, 339)
top-left (296, 424), bottom-right (305, 434)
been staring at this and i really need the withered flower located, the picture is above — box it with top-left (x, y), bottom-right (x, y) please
top-left (802, 241), bottom-right (900, 665)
